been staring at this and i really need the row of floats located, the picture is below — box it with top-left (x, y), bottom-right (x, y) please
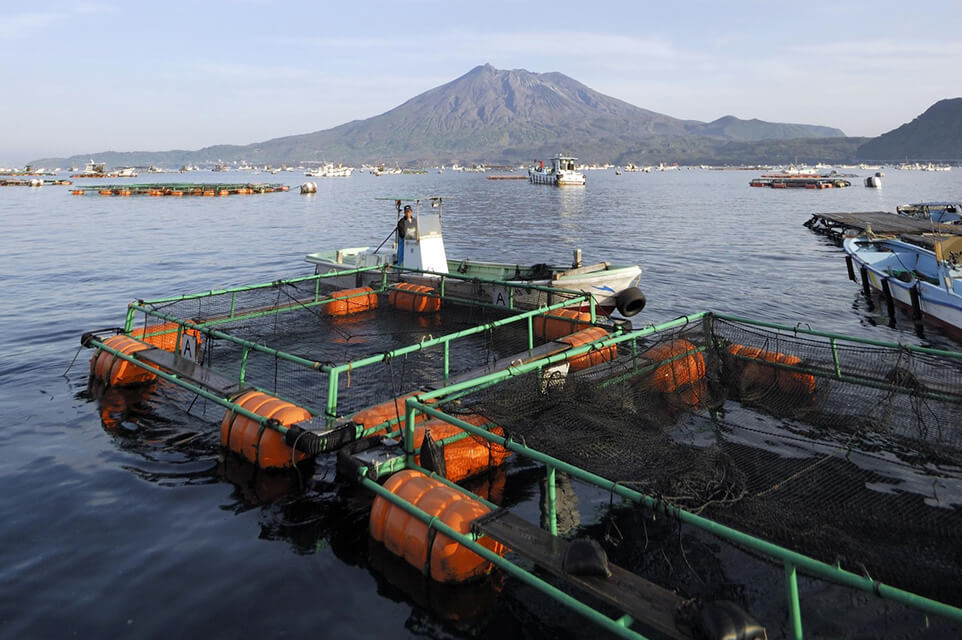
top-left (70, 182), bottom-right (290, 196)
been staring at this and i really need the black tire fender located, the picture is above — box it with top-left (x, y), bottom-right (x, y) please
top-left (614, 287), bottom-right (646, 317)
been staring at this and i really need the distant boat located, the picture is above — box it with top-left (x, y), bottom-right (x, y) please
top-left (305, 162), bottom-right (353, 177)
top-left (528, 155), bottom-right (586, 186)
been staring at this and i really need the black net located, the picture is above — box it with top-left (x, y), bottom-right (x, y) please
top-left (129, 277), bottom-right (537, 418)
top-left (462, 314), bottom-right (962, 606)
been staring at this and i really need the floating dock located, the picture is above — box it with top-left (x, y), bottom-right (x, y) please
top-left (1, 177), bottom-right (73, 187)
top-left (70, 182), bottom-right (290, 196)
top-left (486, 175), bottom-right (528, 180)
top-left (750, 174), bottom-right (852, 189)
top-left (80, 265), bottom-right (962, 639)
top-left (804, 210), bottom-right (962, 244)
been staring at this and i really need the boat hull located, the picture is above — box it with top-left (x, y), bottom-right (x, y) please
top-left (305, 254), bottom-right (642, 315)
top-left (843, 237), bottom-right (962, 336)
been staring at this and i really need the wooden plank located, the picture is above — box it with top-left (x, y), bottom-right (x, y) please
top-left (135, 348), bottom-right (243, 397)
top-left (474, 510), bottom-right (691, 639)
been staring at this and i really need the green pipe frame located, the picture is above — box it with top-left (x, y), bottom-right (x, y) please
top-left (399, 400), bottom-right (962, 638)
top-left (358, 473), bottom-right (653, 640)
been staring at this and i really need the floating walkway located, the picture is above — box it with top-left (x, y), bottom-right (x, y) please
top-left (79, 265), bottom-right (962, 639)
top-left (1, 177), bottom-right (73, 187)
top-left (804, 210), bottom-right (962, 244)
top-left (70, 182), bottom-right (290, 197)
top-left (750, 174), bottom-right (852, 189)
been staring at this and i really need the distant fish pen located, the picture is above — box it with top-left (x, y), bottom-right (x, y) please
top-left (750, 174), bottom-right (852, 189)
top-left (81, 265), bottom-right (962, 639)
top-left (70, 183), bottom-right (290, 197)
top-left (1, 177), bottom-right (73, 187)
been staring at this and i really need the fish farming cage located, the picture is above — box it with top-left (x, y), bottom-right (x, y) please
top-left (401, 312), bottom-right (962, 624)
top-left (106, 268), bottom-right (611, 423)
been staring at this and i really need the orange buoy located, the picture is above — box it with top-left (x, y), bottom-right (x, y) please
top-left (725, 344), bottom-right (815, 398)
top-left (99, 189), bottom-right (113, 196)
top-left (413, 415), bottom-right (511, 482)
top-left (72, 189), bottom-right (84, 196)
top-left (170, 190), bottom-right (183, 197)
top-left (390, 283), bottom-right (440, 313)
top-left (89, 335), bottom-right (155, 387)
top-left (219, 189), bottom-right (230, 196)
top-left (533, 308), bottom-right (593, 341)
top-left (129, 322), bottom-right (202, 352)
top-left (369, 469), bottom-right (505, 583)
top-left (351, 392), bottom-right (431, 436)
top-left (220, 390), bottom-right (312, 469)
top-left (327, 287), bottom-right (378, 316)
top-left (203, 190), bottom-right (215, 197)
top-left (643, 339), bottom-right (706, 393)
top-left (558, 326), bottom-right (617, 371)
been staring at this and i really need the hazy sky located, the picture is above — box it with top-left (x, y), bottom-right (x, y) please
top-left (2, 0), bottom-right (959, 166)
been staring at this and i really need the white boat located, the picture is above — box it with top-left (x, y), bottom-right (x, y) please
top-left (844, 234), bottom-right (962, 336)
top-left (305, 162), bottom-right (353, 178)
top-left (528, 155), bottom-right (586, 186)
top-left (305, 198), bottom-right (645, 317)
top-left (864, 175), bottom-right (882, 188)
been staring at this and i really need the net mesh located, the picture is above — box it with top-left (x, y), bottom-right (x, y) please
top-left (460, 314), bottom-right (962, 606)
top-left (128, 276), bottom-right (539, 418)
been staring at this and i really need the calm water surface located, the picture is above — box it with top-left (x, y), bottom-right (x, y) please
top-left (1, 168), bottom-right (960, 638)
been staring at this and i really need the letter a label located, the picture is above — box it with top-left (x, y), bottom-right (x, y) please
top-left (180, 333), bottom-right (197, 362)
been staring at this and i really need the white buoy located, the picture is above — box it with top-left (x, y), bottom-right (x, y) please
top-left (300, 181), bottom-right (317, 194)
top-left (30, 178), bottom-right (42, 187)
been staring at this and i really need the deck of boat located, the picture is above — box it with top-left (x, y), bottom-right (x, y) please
top-left (804, 210), bottom-right (962, 244)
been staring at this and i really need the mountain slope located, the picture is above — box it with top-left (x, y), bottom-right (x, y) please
top-left (33, 64), bottom-right (850, 167)
top-left (856, 98), bottom-right (962, 160)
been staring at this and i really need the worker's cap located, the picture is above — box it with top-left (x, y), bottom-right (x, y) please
top-left (403, 205), bottom-right (412, 212)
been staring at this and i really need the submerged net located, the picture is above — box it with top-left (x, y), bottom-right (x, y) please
top-left (462, 314), bottom-right (962, 606)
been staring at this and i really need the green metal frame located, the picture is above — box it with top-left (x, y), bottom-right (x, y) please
top-left (379, 311), bottom-right (962, 640)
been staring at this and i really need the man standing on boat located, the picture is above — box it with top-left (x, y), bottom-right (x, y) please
top-left (396, 204), bottom-right (416, 265)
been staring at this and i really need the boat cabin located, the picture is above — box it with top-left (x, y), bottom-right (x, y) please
top-left (551, 155), bottom-right (578, 172)
top-left (394, 197), bottom-right (449, 274)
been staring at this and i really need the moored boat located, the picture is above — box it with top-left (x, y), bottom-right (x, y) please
top-left (896, 201), bottom-right (962, 225)
top-left (305, 197), bottom-right (645, 317)
top-left (843, 234), bottom-right (962, 336)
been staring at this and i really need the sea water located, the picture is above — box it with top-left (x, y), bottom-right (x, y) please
top-left (1, 167), bottom-right (960, 638)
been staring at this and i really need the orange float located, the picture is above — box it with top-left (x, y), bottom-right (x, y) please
top-left (389, 283), bottom-right (440, 313)
top-left (725, 344), bottom-right (815, 398)
top-left (327, 287), bottom-right (378, 316)
top-left (642, 339), bottom-right (707, 393)
top-left (413, 415), bottom-right (511, 482)
top-left (129, 322), bottom-right (202, 352)
top-left (558, 326), bottom-right (617, 371)
top-left (220, 390), bottom-right (312, 469)
top-left (533, 308), bottom-right (593, 341)
top-left (89, 335), bottom-right (155, 387)
top-left (369, 469), bottom-right (505, 583)
top-left (350, 392), bottom-right (431, 436)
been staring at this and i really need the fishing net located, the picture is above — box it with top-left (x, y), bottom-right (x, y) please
top-left (125, 275), bottom-right (545, 418)
top-left (459, 314), bottom-right (962, 606)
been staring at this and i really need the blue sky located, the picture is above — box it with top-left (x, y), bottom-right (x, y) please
top-left (2, 0), bottom-right (959, 166)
